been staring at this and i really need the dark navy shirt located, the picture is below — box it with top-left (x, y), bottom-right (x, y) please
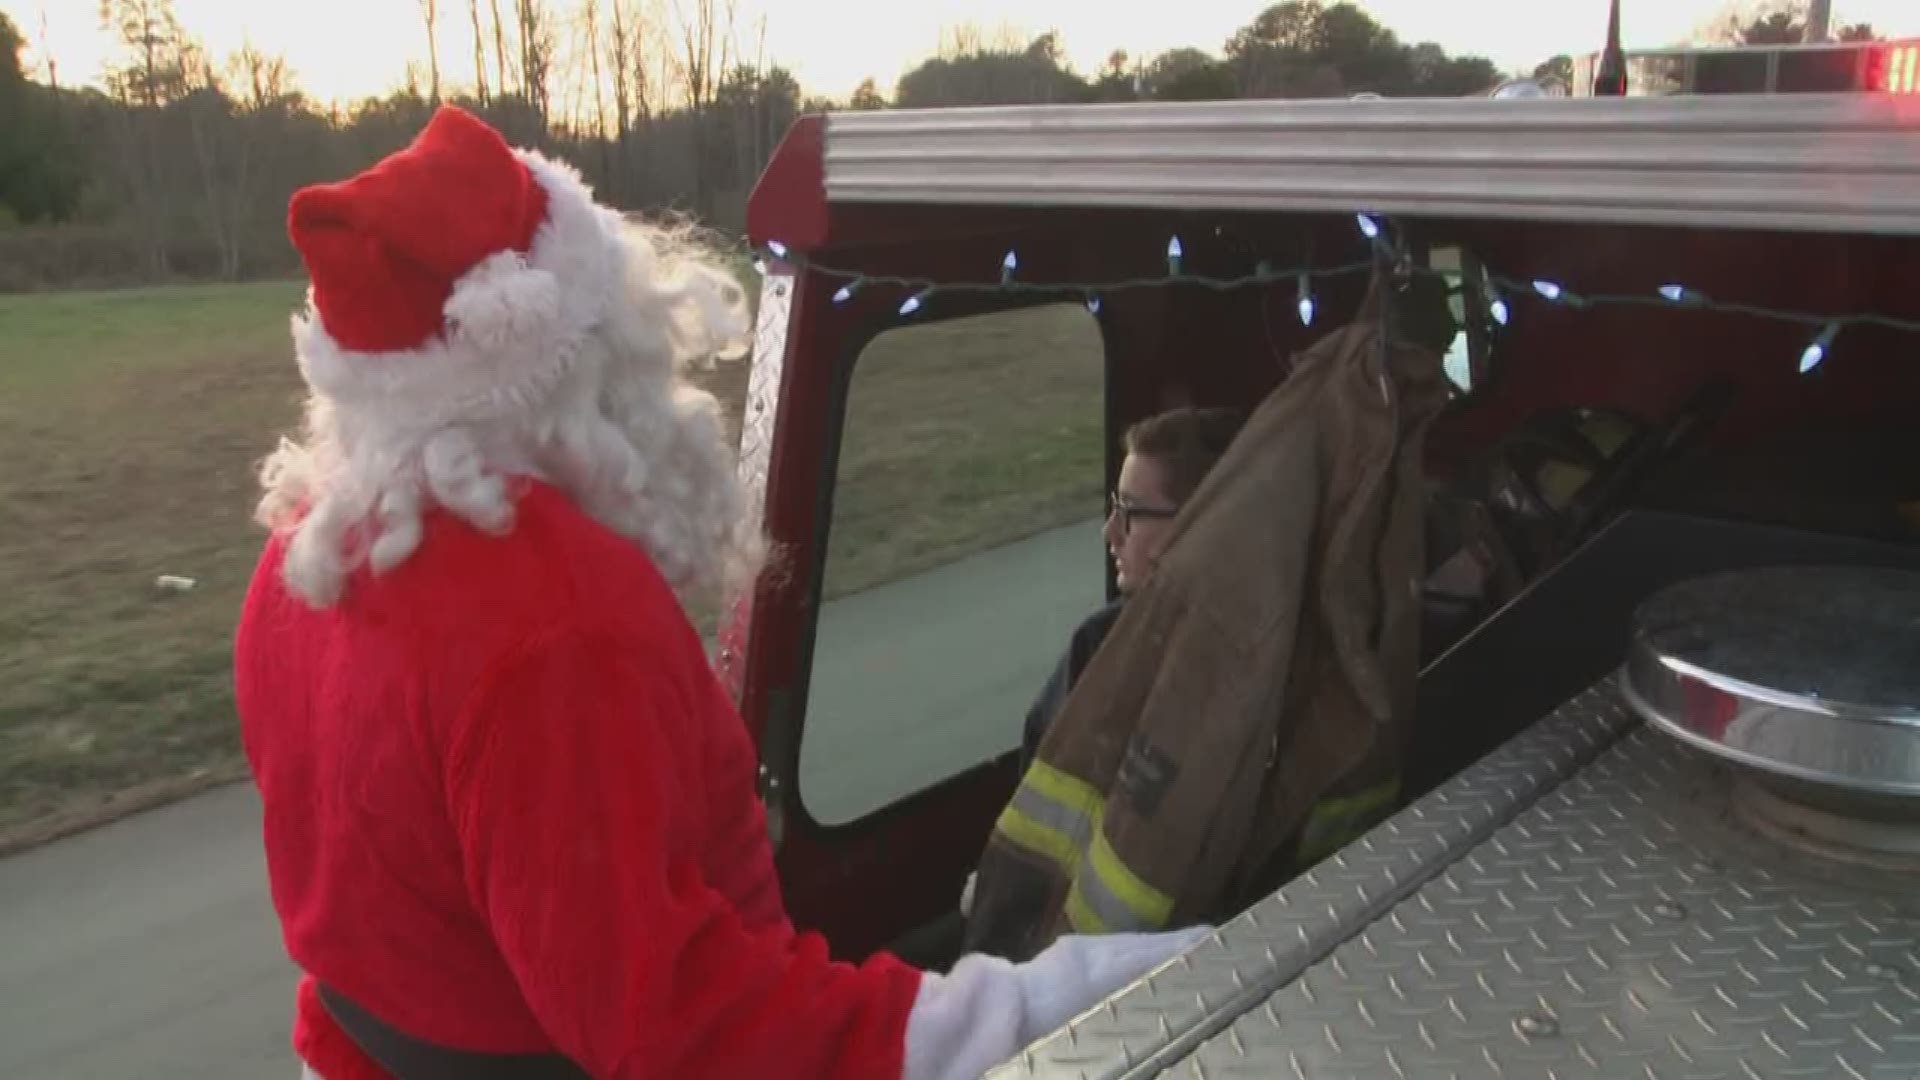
top-left (1017, 599), bottom-right (1125, 775)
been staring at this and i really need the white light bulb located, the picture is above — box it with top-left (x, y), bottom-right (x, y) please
top-left (1167, 237), bottom-right (1183, 260)
top-left (1490, 297), bottom-right (1510, 326)
top-left (1659, 284), bottom-right (1687, 302)
top-left (1356, 214), bottom-right (1381, 240)
top-left (899, 291), bottom-right (929, 316)
top-left (832, 284), bottom-right (856, 304)
top-left (1532, 280), bottom-right (1564, 302)
top-left (1001, 250), bottom-right (1018, 282)
top-left (1800, 324), bottom-right (1839, 374)
top-left (1296, 272), bottom-right (1315, 326)
top-left (766, 240), bottom-right (789, 260)
top-left (1086, 295), bottom-right (1103, 315)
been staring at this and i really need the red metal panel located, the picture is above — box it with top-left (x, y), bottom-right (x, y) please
top-left (1428, 222), bottom-right (1920, 468)
top-left (746, 116), bottom-right (829, 253)
top-left (731, 262), bottom-right (1025, 956)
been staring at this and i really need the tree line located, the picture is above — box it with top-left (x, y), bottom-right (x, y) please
top-left (0, 0), bottom-right (1879, 293)
top-left (875, 4), bottom-right (1508, 111)
top-left (2, 0), bottom-right (806, 290)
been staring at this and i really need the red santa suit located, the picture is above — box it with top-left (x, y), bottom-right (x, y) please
top-left (236, 106), bottom-right (1206, 1080)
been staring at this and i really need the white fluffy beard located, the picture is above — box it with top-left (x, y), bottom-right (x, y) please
top-left (545, 338), bottom-right (767, 614)
top-left (257, 222), bottom-right (765, 618)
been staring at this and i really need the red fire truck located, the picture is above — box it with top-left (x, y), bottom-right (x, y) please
top-left (721, 31), bottom-right (1920, 1080)
top-left (1571, 36), bottom-right (1920, 97)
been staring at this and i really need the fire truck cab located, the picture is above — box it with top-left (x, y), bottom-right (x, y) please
top-left (725, 82), bottom-right (1920, 1077)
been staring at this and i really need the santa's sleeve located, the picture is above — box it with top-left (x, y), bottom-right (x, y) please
top-left (446, 624), bottom-right (1208, 1080)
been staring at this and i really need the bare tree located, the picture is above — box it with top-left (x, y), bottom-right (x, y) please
top-left (608, 0), bottom-right (632, 136)
top-left (749, 14), bottom-right (766, 169)
top-left (467, 0), bottom-right (489, 103)
top-left (185, 52), bottom-right (252, 278)
top-left (489, 0), bottom-right (510, 96)
top-left (233, 40), bottom-right (290, 110)
top-left (516, 0), bottom-right (553, 127)
top-left (554, 7), bottom-right (585, 130)
top-left (419, 0), bottom-right (441, 104)
top-left (622, 0), bottom-right (668, 125)
top-left (672, 0), bottom-right (732, 216)
top-left (36, 6), bottom-right (58, 89)
top-left (100, 105), bottom-right (171, 274)
top-left (99, 0), bottom-right (188, 106)
top-left (936, 21), bottom-right (1025, 60)
top-left (671, 0), bottom-right (736, 111)
top-left (942, 24), bottom-right (980, 59)
top-left (99, 0), bottom-right (194, 273)
top-left (1691, 0), bottom-right (1872, 46)
top-left (849, 77), bottom-right (885, 110)
top-left (584, 0), bottom-right (607, 139)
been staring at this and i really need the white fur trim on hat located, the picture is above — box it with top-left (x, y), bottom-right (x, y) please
top-left (293, 152), bottom-right (625, 429)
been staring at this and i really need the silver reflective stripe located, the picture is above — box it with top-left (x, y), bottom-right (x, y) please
top-left (1070, 860), bottom-right (1153, 934)
top-left (1007, 782), bottom-right (1094, 849)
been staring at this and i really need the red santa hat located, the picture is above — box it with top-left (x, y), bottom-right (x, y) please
top-left (286, 106), bottom-right (626, 423)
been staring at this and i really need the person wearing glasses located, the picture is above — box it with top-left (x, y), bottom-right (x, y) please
top-left (1016, 406), bottom-right (1245, 775)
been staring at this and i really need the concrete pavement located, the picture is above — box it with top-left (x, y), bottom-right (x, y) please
top-left (803, 519), bottom-right (1105, 823)
top-left (0, 784), bottom-right (293, 1080)
top-left (0, 519), bottom-right (1105, 1079)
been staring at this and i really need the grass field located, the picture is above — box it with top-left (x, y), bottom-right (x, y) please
top-left (0, 283), bottom-right (1104, 848)
top-left (820, 304), bottom-right (1106, 598)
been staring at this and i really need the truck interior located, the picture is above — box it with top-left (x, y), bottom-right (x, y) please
top-left (724, 92), bottom-right (1920, 976)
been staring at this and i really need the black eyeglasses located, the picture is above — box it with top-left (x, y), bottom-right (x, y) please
top-left (1109, 490), bottom-right (1179, 535)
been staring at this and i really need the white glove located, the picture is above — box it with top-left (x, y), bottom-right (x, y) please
top-left (901, 925), bottom-right (1213, 1080)
top-left (1012, 927), bottom-right (1213, 1039)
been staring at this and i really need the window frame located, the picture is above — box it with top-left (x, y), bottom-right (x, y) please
top-left (786, 294), bottom-right (1114, 833)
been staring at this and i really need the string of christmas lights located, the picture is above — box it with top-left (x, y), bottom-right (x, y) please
top-left (753, 215), bottom-right (1920, 376)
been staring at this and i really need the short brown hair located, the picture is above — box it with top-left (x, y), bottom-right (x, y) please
top-left (1123, 406), bottom-right (1244, 504)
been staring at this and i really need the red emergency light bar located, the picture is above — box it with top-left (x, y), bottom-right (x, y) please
top-left (1876, 43), bottom-right (1919, 95)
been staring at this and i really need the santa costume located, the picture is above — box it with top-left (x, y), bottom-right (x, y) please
top-left (234, 106), bottom-right (1206, 1080)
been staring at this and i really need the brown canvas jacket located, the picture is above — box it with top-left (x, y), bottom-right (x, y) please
top-left (966, 276), bottom-right (1450, 960)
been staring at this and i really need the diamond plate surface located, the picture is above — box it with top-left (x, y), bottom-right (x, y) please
top-left (712, 273), bottom-right (792, 694)
top-left (991, 686), bottom-right (1641, 1080)
top-left (1170, 714), bottom-right (1920, 1080)
top-left (737, 272), bottom-right (793, 535)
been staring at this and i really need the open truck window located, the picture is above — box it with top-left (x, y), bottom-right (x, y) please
top-left (1424, 244), bottom-right (1500, 396)
top-left (799, 303), bottom-right (1107, 826)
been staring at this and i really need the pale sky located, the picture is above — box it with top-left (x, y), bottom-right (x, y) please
top-left (8, 0), bottom-right (1918, 106)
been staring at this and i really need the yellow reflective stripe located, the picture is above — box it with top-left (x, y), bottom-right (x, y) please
top-left (1322, 779), bottom-right (1400, 818)
top-left (1064, 885), bottom-right (1108, 935)
top-left (1070, 826), bottom-right (1175, 933)
top-left (1536, 460), bottom-right (1592, 510)
top-left (1298, 779), bottom-right (1402, 862)
top-left (993, 760), bottom-right (1105, 875)
top-left (995, 804), bottom-right (1082, 871)
top-left (1024, 759), bottom-right (1104, 817)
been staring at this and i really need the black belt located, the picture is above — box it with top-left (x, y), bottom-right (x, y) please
top-left (317, 983), bottom-right (591, 1080)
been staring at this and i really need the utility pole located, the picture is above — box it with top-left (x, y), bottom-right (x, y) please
top-left (1804, 0), bottom-right (1833, 43)
top-left (38, 7), bottom-right (58, 90)
top-left (1593, 0), bottom-right (1628, 97)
